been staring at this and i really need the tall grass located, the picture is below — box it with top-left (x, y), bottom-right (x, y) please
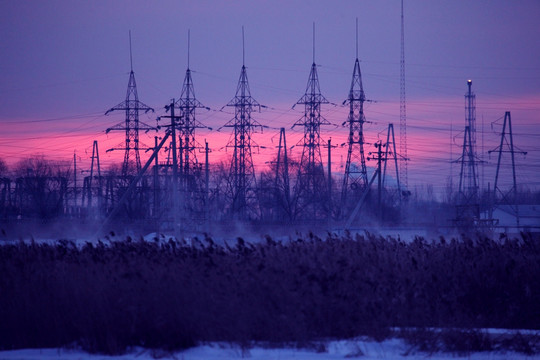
top-left (0, 232), bottom-right (539, 354)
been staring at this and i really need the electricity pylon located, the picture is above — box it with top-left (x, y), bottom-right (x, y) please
top-left (488, 111), bottom-right (526, 227)
top-left (382, 123), bottom-right (401, 195)
top-left (454, 80), bottom-right (480, 229)
top-left (274, 127), bottom-right (292, 220)
top-left (292, 24), bottom-right (330, 220)
top-left (342, 19), bottom-right (369, 212)
top-left (223, 27), bottom-right (262, 220)
top-left (106, 31), bottom-right (155, 177)
top-left (174, 31), bottom-right (209, 223)
top-left (82, 140), bottom-right (103, 214)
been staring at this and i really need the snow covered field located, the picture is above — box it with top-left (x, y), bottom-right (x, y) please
top-left (1, 339), bottom-right (539, 360)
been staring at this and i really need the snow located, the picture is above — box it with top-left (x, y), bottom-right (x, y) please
top-left (0, 339), bottom-right (538, 360)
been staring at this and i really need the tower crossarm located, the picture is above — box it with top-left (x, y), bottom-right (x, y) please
top-left (105, 99), bottom-right (154, 116)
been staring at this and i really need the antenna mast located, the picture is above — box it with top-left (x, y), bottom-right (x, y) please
top-left (129, 30), bottom-right (133, 72)
top-left (356, 17), bottom-right (358, 59)
top-left (399, 0), bottom-right (408, 192)
top-left (312, 22), bottom-right (315, 63)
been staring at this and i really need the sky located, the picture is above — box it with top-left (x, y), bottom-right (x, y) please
top-left (1, 0), bottom-right (539, 197)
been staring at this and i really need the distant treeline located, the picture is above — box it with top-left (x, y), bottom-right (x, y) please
top-left (0, 232), bottom-right (539, 354)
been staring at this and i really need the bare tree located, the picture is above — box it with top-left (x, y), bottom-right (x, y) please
top-left (13, 156), bottom-right (70, 219)
top-left (0, 158), bottom-right (7, 177)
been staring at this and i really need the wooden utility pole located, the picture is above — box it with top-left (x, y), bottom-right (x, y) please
top-left (327, 138), bottom-right (332, 224)
top-left (205, 140), bottom-right (210, 229)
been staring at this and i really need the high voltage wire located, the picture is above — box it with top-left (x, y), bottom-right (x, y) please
top-left (0, 73), bottom-right (126, 94)
top-left (1, 112), bottom-right (105, 124)
top-left (2, 83), bottom-right (538, 192)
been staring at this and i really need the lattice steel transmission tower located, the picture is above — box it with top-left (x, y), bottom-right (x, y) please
top-left (488, 111), bottom-right (526, 227)
top-left (174, 32), bottom-right (208, 209)
top-left (465, 80), bottom-right (477, 161)
top-left (292, 24), bottom-right (331, 220)
top-left (106, 32), bottom-right (155, 177)
top-left (455, 80), bottom-right (480, 228)
top-left (223, 28), bottom-right (262, 219)
top-left (274, 127), bottom-right (292, 220)
top-left (399, 0), bottom-right (408, 192)
top-left (82, 140), bottom-right (103, 214)
top-left (461, 79), bottom-right (479, 199)
top-left (342, 19), bottom-right (369, 210)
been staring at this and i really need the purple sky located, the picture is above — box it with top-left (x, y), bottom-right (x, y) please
top-left (1, 0), bottom-right (539, 197)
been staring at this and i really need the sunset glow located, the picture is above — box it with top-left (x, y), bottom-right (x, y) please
top-left (1, 0), bottom-right (539, 197)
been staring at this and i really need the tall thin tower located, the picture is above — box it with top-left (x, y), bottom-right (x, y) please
top-left (175, 31), bottom-right (208, 195)
top-left (292, 23), bottom-right (330, 219)
top-left (223, 27), bottom-right (262, 219)
top-left (461, 79), bottom-right (479, 198)
top-left (342, 18), bottom-right (369, 208)
top-left (399, 0), bottom-right (408, 191)
top-left (465, 79), bottom-right (477, 162)
top-left (106, 31), bottom-right (155, 177)
top-left (274, 127), bottom-right (292, 220)
top-left (455, 80), bottom-right (480, 228)
top-left (489, 111), bottom-right (526, 227)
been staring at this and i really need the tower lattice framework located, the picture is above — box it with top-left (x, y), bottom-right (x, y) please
top-left (175, 66), bottom-right (208, 196)
top-left (488, 111), bottom-right (527, 227)
top-left (341, 57), bottom-right (368, 207)
top-left (106, 33), bottom-right (154, 177)
top-left (292, 60), bottom-right (330, 219)
top-left (274, 127), bottom-right (292, 220)
top-left (399, 0), bottom-right (408, 192)
top-left (223, 58), bottom-right (262, 219)
top-left (455, 80), bottom-right (480, 228)
top-left (460, 80), bottom-right (479, 201)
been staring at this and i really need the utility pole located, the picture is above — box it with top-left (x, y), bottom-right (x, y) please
top-left (377, 142), bottom-right (382, 220)
top-left (327, 138), bottom-right (332, 223)
top-left (179, 136), bottom-right (184, 195)
top-left (73, 152), bottom-right (77, 210)
top-left (328, 138), bottom-right (332, 203)
top-left (160, 99), bottom-right (181, 238)
top-left (170, 101), bottom-right (179, 239)
top-left (205, 140), bottom-right (210, 228)
top-left (367, 140), bottom-right (386, 222)
top-left (97, 131), bottom-right (171, 236)
top-left (153, 136), bottom-right (159, 220)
